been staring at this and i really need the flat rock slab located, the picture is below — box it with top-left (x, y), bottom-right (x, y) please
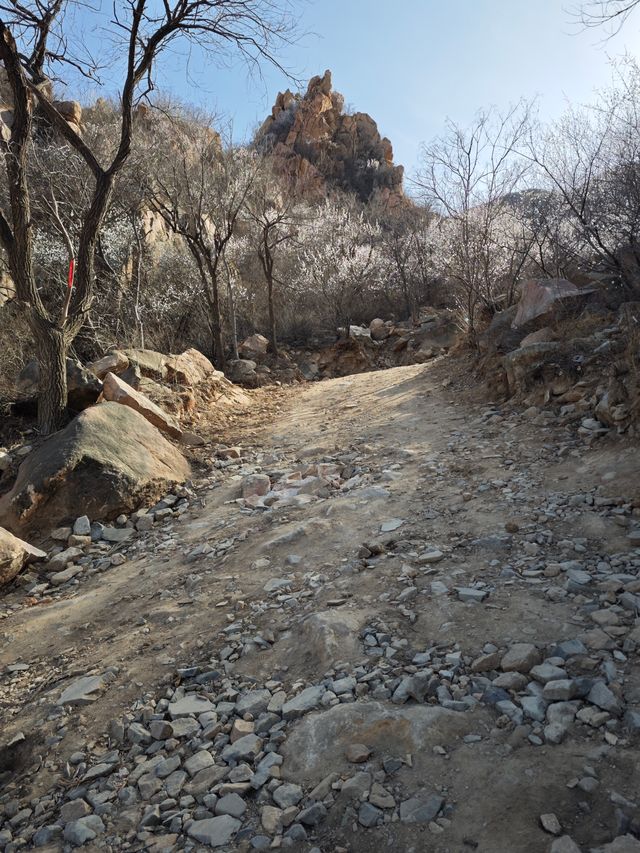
top-left (101, 527), bottom-right (134, 543)
top-left (281, 701), bottom-right (468, 786)
top-left (456, 587), bottom-right (489, 603)
top-left (603, 837), bottom-right (640, 853)
top-left (399, 792), bottom-right (444, 823)
top-left (168, 695), bottom-right (215, 718)
top-left (281, 685), bottom-right (325, 720)
top-left (186, 815), bottom-right (241, 847)
top-left (57, 674), bottom-right (106, 706)
top-left (380, 518), bottom-right (404, 532)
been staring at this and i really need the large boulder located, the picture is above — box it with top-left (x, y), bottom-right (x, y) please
top-left (102, 372), bottom-right (182, 439)
top-left (239, 334), bottom-right (269, 360)
top-left (513, 279), bottom-right (596, 328)
top-left (121, 349), bottom-right (168, 381)
top-left (87, 350), bottom-right (129, 380)
top-left (369, 318), bottom-right (390, 341)
top-left (519, 327), bottom-right (556, 347)
top-left (16, 358), bottom-right (102, 412)
top-left (0, 526), bottom-right (46, 588)
top-left (413, 314), bottom-right (458, 351)
top-left (227, 359), bottom-right (259, 388)
top-left (503, 342), bottom-right (562, 395)
top-left (477, 305), bottom-right (524, 355)
top-left (348, 325), bottom-right (371, 340)
top-left (0, 402), bottom-right (190, 534)
top-left (165, 348), bottom-right (217, 387)
top-left (595, 382), bottom-right (633, 431)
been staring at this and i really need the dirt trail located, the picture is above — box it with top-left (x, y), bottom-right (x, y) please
top-left (1, 359), bottom-right (639, 852)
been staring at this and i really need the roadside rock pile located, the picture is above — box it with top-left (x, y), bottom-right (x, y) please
top-left (294, 310), bottom-right (458, 381)
top-left (0, 346), bottom-right (255, 554)
top-left (478, 280), bottom-right (640, 437)
top-left (225, 338), bottom-right (304, 389)
top-left (97, 347), bottom-right (251, 424)
top-left (4, 483), bottom-right (194, 598)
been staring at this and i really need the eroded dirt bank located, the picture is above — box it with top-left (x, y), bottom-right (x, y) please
top-left (1, 359), bottom-right (639, 853)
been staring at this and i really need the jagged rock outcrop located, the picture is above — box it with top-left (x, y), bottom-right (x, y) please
top-left (256, 70), bottom-right (404, 203)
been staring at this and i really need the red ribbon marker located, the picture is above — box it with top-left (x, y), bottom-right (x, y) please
top-left (67, 258), bottom-right (75, 289)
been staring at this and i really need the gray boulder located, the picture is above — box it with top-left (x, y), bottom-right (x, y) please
top-left (16, 358), bottom-right (102, 412)
top-left (0, 402), bottom-right (190, 534)
top-left (227, 359), bottom-right (258, 388)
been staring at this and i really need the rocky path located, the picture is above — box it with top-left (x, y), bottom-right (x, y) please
top-left (1, 360), bottom-right (640, 853)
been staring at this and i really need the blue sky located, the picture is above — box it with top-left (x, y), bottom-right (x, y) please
top-left (68, 1), bottom-right (640, 178)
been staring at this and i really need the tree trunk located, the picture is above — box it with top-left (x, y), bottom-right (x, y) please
top-left (196, 249), bottom-right (225, 371)
top-left (260, 242), bottom-right (278, 357)
top-left (267, 272), bottom-right (278, 356)
top-left (209, 272), bottom-right (225, 371)
top-left (34, 322), bottom-right (68, 434)
top-left (225, 261), bottom-right (239, 361)
top-left (134, 231), bottom-right (145, 348)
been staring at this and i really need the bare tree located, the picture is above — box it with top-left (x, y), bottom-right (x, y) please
top-left (373, 202), bottom-right (435, 322)
top-left (575, 0), bottom-right (640, 32)
top-left (245, 163), bottom-right (300, 355)
top-left (415, 104), bottom-right (532, 339)
top-left (0, 0), bottom-right (297, 432)
top-left (150, 120), bottom-right (261, 368)
top-left (526, 58), bottom-right (640, 291)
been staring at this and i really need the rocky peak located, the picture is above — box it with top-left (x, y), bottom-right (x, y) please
top-left (256, 70), bottom-right (404, 204)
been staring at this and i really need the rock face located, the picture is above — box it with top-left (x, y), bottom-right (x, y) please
top-left (0, 402), bottom-right (190, 534)
top-left (0, 526), bottom-right (46, 588)
top-left (0, 68), bottom-right (82, 140)
top-left (256, 70), bottom-right (404, 203)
